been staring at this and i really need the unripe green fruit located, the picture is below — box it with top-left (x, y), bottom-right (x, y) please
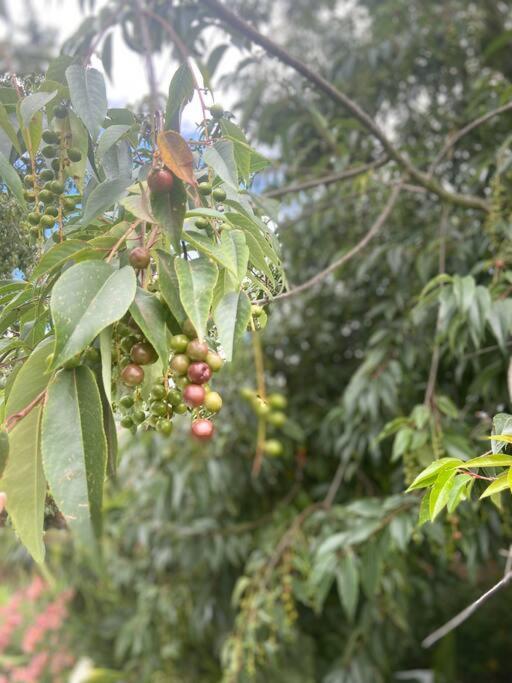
top-left (51, 159), bottom-right (61, 173)
top-left (39, 189), bottom-right (54, 203)
top-left (206, 351), bottom-right (223, 372)
top-left (195, 217), bottom-right (209, 230)
top-left (157, 418), bottom-right (173, 436)
top-left (240, 387), bottom-right (255, 400)
top-left (63, 354), bottom-right (81, 369)
top-left (23, 190), bottom-right (35, 202)
top-left (204, 391), bottom-right (222, 413)
top-left (212, 187), bottom-right (226, 202)
top-left (54, 104), bottom-right (68, 118)
top-left (117, 322), bottom-right (134, 338)
top-left (264, 439), bottom-right (283, 457)
top-left (209, 103), bottom-right (224, 118)
top-left (40, 169), bottom-right (54, 181)
top-left (253, 397), bottom-right (270, 417)
top-left (45, 206), bottom-right (59, 217)
top-left (151, 401), bottom-right (168, 417)
top-left (128, 246), bottom-right (150, 269)
top-left (198, 181), bottom-right (212, 196)
top-left (119, 395), bottom-right (135, 408)
top-left (41, 144), bottom-right (57, 158)
top-left (167, 388), bottom-right (182, 406)
top-left (251, 304), bottom-right (264, 317)
top-left (268, 393), bottom-right (287, 410)
top-left (175, 376), bottom-right (189, 390)
top-left (50, 180), bottom-right (65, 194)
top-left (174, 402), bottom-right (188, 414)
top-left (186, 339), bottom-right (209, 361)
top-left (23, 174), bottom-right (35, 187)
top-left (132, 410), bottom-right (146, 424)
top-left (170, 334), bottom-right (189, 353)
top-left (121, 363), bottom-right (144, 386)
top-left (121, 415), bottom-right (134, 428)
top-left (268, 411), bottom-right (286, 428)
top-left (130, 342), bottom-right (157, 365)
top-left (170, 354), bottom-right (190, 375)
top-left (67, 148), bottom-right (82, 162)
top-left (28, 212), bottom-right (40, 225)
top-left (150, 385), bottom-right (166, 400)
top-left (40, 214), bottom-right (56, 228)
top-left (42, 129), bottom-right (60, 144)
top-left (182, 319), bottom-right (197, 338)
top-left (84, 347), bottom-right (100, 363)
top-left (63, 198), bottom-right (76, 211)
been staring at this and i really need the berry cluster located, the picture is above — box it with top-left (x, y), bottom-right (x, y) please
top-left (23, 103), bottom-right (81, 241)
top-left (115, 316), bottom-right (223, 442)
top-left (240, 388), bottom-right (288, 456)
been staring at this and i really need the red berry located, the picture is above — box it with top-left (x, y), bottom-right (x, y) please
top-left (187, 361), bottom-right (212, 384)
top-left (121, 363), bottom-right (144, 386)
top-left (191, 418), bottom-right (214, 441)
top-left (129, 247), bottom-right (150, 269)
top-left (183, 384), bottom-right (205, 407)
top-left (130, 342), bottom-right (157, 365)
top-left (186, 339), bottom-right (209, 361)
top-left (148, 168), bottom-right (174, 193)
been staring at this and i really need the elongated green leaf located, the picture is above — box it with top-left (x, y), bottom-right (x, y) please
top-left (165, 63), bottom-right (194, 131)
top-left (0, 102), bottom-right (21, 153)
top-left (0, 150), bottom-right (25, 207)
top-left (183, 229), bottom-right (240, 279)
top-left (20, 90), bottom-right (57, 127)
top-left (430, 468), bottom-right (457, 519)
top-left (156, 250), bottom-right (187, 325)
top-left (463, 453), bottom-right (512, 468)
top-left (213, 290), bottom-right (251, 361)
top-left (204, 140), bottom-right (238, 189)
top-left (100, 327), bottom-right (112, 403)
top-left (42, 366), bottom-right (107, 546)
top-left (82, 177), bottom-right (131, 225)
top-left (0, 339), bottom-right (54, 563)
top-left (406, 457), bottom-right (462, 492)
top-left (31, 240), bottom-right (92, 280)
top-left (447, 474), bottom-right (472, 513)
top-left (220, 119), bottom-right (251, 183)
top-left (50, 262), bottom-right (137, 368)
top-left (336, 551), bottom-right (359, 621)
top-left (219, 230), bottom-right (249, 285)
top-left (129, 288), bottom-right (169, 366)
top-left (66, 64), bottom-right (107, 140)
top-left (97, 124), bottom-right (131, 159)
top-left (120, 193), bottom-right (154, 222)
top-left (0, 430), bottom-right (9, 478)
top-left (151, 177), bottom-right (187, 253)
top-left (174, 257), bottom-right (218, 341)
top-left (480, 472), bottom-right (510, 499)
top-left (491, 413), bottom-right (512, 454)
top-left (186, 208), bottom-right (226, 221)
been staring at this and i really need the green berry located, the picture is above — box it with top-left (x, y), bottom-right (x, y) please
top-left (212, 187), bottom-right (226, 202)
top-left (198, 181), bottom-right (212, 196)
top-left (195, 217), bottom-right (209, 230)
top-left (204, 391), bottom-right (222, 413)
top-left (174, 402), bottom-right (188, 414)
top-left (120, 395), bottom-right (135, 409)
top-left (170, 354), bottom-right (190, 375)
top-left (51, 159), bottom-right (61, 173)
top-left (67, 148), bottom-right (82, 162)
top-left (253, 397), bottom-right (270, 417)
top-left (54, 104), bottom-right (68, 119)
top-left (151, 401), bottom-right (168, 417)
top-left (240, 387), bottom-right (256, 400)
top-left (84, 347), bottom-right (100, 363)
top-left (167, 388), bottom-right (182, 406)
top-left (45, 206), bottom-right (59, 217)
top-left (268, 393), bottom-right (287, 410)
top-left (40, 214), bottom-right (56, 228)
top-left (23, 174), bottom-right (35, 187)
top-left (132, 410), bottom-right (146, 425)
top-left (251, 304), bottom-right (264, 318)
top-left (63, 198), bottom-right (76, 211)
top-left (41, 144), bottom-right (57, 158)
top-left (157, 418), bottom-right (173, 436)
top-left (121, 415), bottom-right (134, 429)
top-left (150, 384), bottom-right (166, 400)
top-left (28, 212), bottom-right (40, 225)
top-left (39, 189), bottom-right (54, 203)
top-left (42, 130), bottom-right (60, 144)
top-left (209, 103), bottom-right (224, 118)
top-left (264, 439), bottom-right (283, 457)
top-left (23, 190), bottom-right (35, 202)
top-left (50, 180), bottom-right (65, 195)
top-left (40, 169), bottom-right (54, 181)
top-left (268, 411), bottom-right (286, 428)
top-left (170, 334), bottom-right (189, 353)
top-left (206, 351), bottom-right (223, 372)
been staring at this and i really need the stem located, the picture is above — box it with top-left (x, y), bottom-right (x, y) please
top-left (250, 318), bottom-right (267, 477)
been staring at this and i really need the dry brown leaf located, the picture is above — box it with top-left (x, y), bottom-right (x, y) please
top-left (157, 130), bottom-right (196, 186)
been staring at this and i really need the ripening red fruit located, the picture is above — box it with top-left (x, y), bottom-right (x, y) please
top-left (191, 418), bottom-right (214, 441)
top-left (130, 342), bottom-right (157, 365)
top-left (148, 168), bottom-right (174, 193)
top-left (187, 361), bottom-right (212, 384)
top-left (121, 363), bottom-right (145, 386)
top-left (129, 247), bottom-right (150, 269)
top-left (183, 383), bottom-right (205, 407)
top-left (186, 339), bottom-right (209, 361)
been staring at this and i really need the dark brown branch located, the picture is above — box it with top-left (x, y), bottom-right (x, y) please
top-left (262, 182), bottom-right (402, 303)
top-left (429, 100), bottom-right (512, 174)
top-left (200, 0), bottom-right (489, 213)
top-left (423, 570), bottom-right (512, 648)
top-left (264, 156), bottom-right (389, 199)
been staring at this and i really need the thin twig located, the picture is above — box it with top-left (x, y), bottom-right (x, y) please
top-left (261, 182), bottom-right (402, 303)
top-left (106, 220), bottom-right (141, 263)
top-left (429, 100), bottom-right (512, 175)
top-left (422, 570), bottom-right (512, 648)
top-left (200, 0), bottom-right (489, 213)
top-left (4, 390), bottom-right (46, 432)
top-left (263, 157), bottom-right (389, 199)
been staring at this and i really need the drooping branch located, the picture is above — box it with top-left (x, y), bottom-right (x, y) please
top-left (263, 156), bottom-right (389, 199)
top-left (262, 182), bottom-right (402, 303)
top-left (199, 0), bottom-right (489, 213)
top-left (422, 570), bottom-right (512, 648)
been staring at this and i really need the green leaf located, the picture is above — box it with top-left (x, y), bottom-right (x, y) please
top-left (491, 413), bottom-right (512, 454)
top-left (406, 457), bottom-right (462, 492)
top-left (30, 240), bottom-right (93, 280)
top-left (463, 453), bottom-right (512, 468)
top-left (42, 366), bottom-right (107, 546)
top-left (436, 395), bottom-right (459, 419)
top-left (129, 288), bottom-right (170, 366)
top-left (50, 262), bottom-right (137, 368)
top-left (0, 430), bottom-right (9, 478)
top-left (156, 250), bottom-right (187, 325)
top-left (174, 257), bottom-right (218, 341)
top-left (165, 63), bottom-right (195, 131)
top-left (480, 472), bottom-right (510, 499)
top-left (99, 327), bottom-right (112, 404)
top-left (96, 124), bottom-right (131, 159)
top-left (213, 290), bottom-right (251, 361)
top-left (0, 102), bottom-right (21, 153)
top-left (204, 140), bottom-right (238, 189)
top-left (447, 474), bottom-right (472, 513)
top-left (336, 551), bottom-right (359, 621)
top-left (151, 177), bottom-right (187, 253)
top-left (120, 193), bottom-right (154, 222)
top-left (19, 90), bottom-right (57, 128)
top-left (220, 119), bottom-right (251, 183)
top-left (0, 339), bottom-right (54, 563)
top-left (183, 229), bottom-right (247, 282)
top-left (429, 468), bottom-right (457, 520)
top-left (418, 490), bottom-right (431, 526)
top-left (82, 177), bottom-right (131, 225)
top-left (66, 64), bottom-right (107, 140)
top-left (0, 150), bottom-right (25, 207)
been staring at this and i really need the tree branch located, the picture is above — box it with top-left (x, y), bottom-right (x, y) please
top-left (263, 156), bottom-right (389, 198)
top-left (429, 100), bottom-right (512, 174)
top-left (422, 570), bottom-right (512, 648)
top-left (200, 0), bottom-right (489, 213)
top-left (261, 182), bottom-right (402, 303)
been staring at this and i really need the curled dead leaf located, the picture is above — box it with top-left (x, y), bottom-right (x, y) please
top-left (157, 130), bottom-right (197, 186)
